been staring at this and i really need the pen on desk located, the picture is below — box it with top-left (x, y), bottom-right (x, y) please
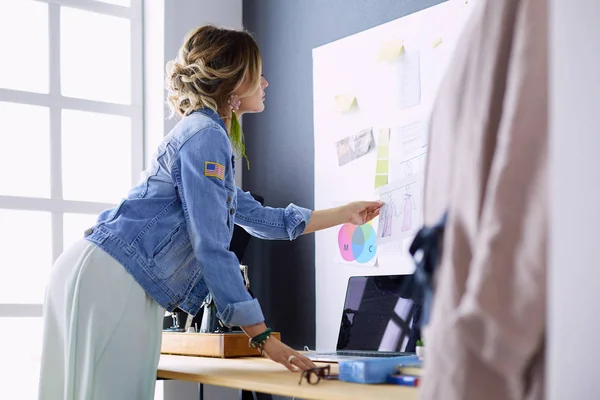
top-left (387, 374), bottom-right (420, 387)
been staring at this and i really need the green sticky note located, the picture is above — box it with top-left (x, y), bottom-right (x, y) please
top-left (376, 160), bottom-right (389, 173)
top-left (377, 145), bottom-right (389, 159)
top-left (375, 175), bottom-right (388, 188)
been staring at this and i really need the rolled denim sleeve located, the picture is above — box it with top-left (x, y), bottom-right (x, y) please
top-left (235, 187), bottom-right (312, 240)
top-left (173, 127), bottom-right (264, 327)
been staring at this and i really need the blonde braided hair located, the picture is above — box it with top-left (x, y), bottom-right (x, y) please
top-left (165, 25), bottom-right (261, 160)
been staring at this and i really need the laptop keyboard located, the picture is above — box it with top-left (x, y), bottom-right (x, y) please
top-left (318, 351), bottom-right (412, 358)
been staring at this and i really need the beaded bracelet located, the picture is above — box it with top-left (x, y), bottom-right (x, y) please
top-left (249, 327), bottom-right (273, 352)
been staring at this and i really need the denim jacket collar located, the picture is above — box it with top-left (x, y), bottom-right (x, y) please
top-left (193, 107), bottom-right (227, 132)
top-left (193, 107), bottom-right (236, 171)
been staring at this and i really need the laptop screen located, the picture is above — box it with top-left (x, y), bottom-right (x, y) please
top-left (336, 275), bottom-right (418, 352)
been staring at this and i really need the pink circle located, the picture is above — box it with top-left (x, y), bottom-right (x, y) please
top-left (338, 224), bottom-right (356, 261)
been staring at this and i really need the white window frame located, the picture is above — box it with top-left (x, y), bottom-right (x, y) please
top-left (0, 0), bottom-right (144, 318)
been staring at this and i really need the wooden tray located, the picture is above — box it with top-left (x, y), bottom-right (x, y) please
top-left (161, 331), bottom-right (281, 358)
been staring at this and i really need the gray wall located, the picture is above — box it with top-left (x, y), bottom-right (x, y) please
top-left (242, 0), bottom-right (445, 350)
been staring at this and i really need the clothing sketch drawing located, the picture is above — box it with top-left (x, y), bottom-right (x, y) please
top-left (400, 152), bottom-right (426, 179)
top-left (380, 199), bottom-right (396, 238)
top-left (401, 190), bottom-right (415, 232)
top-left (402, 160), bottom-right (414, 178)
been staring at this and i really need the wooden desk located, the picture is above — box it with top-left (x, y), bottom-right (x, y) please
top-left (158, 355), bottom-right (419, 400)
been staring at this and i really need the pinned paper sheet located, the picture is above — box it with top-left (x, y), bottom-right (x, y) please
top-left (432, 37), bottom-right (443, 48)
top-left (398, 52), bottom-right (421, 109)
top-left (388, 121), bottom-right (428, 182)
top-left (334, 93), bottom-right (357, 112)
top-left (378, 127), bottom-right (390, 146)
top-left (376, 160), bottom-right (389, 174)
top-left (377, 142), bottom-right (390, 159)
top-left (337, 221), bottom-right (378, 266)
top-left (375, 175), bottom-right (388, 189)
top-left (376, 176), bottom-right (424, 245)
top-left (377, 40), bottom-right (405, 62)
top-left (377, 236), bottom-right (414, 268)
top-left (335, 127), bottom-right (375, 166)
top-left (374, 128), bottom-right (390, 188)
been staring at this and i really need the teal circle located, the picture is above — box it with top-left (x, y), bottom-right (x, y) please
top-left (352, 224), bottom-right (377, 263)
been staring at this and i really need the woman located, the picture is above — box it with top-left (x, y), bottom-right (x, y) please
top-left (38, 25), bottom-right (382, 399)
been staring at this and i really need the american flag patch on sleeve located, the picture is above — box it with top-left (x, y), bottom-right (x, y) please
top-left (204, 161), bottom-right (225, 180)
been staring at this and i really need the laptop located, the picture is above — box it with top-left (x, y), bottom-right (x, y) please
top-left (306, 274), bottom-right (419, 363)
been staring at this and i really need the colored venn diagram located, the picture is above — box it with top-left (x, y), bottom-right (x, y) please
top-left (338, 223), bottom-right (377, 263)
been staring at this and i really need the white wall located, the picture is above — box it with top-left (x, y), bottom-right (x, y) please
top-left (145, 1), bottom-right (243, 399)
top-left (548, 1), bottom-right (600, 399)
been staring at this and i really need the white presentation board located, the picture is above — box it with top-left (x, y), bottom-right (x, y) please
top-left (312, 0), bottom-right (475, 350)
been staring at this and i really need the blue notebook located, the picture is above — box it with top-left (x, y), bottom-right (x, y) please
top-left (338, 356), bottom-right (423, 384)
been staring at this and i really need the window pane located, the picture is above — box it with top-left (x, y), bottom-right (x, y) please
top-left (0, 210), bottom-right (52, 304)
top-left (0, 317), bottom-right (43, 400)
top-left (0, 102), bottom-right (50, 198)
top-left (63, 213), bottom-right (98, 250)
top-left (61, 7), bottom-right (131, 104)
top-left (96, 0), bottom-right (131, 6)
top-left (0, 1), bottom-right (49, 93)
top-left (62, 110), bottom-right (132, 203)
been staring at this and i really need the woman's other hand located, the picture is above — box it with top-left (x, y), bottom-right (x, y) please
top-left (261, 336), bottom-right (317, 372)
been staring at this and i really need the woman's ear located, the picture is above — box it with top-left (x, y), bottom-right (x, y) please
top-left (228, 94), bottom-right (241, 111)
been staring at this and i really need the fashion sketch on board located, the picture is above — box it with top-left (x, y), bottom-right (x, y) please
top-left (376, 176), bottom-right (423, 247)
top-left (399, 152), bottom-right (427, 179)
top-left (402, 159), bottom-right (415, 178)
top-left (401, 185), bottom-right (417, 232)
top-left (380, 192), bottom-right (401, 238)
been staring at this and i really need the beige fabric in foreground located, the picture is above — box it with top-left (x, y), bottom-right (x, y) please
top-left (421, 0), bottom-right (548, 399)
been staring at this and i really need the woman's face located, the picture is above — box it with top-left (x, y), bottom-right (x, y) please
top-left (237, 75), bottom-right (269, 114)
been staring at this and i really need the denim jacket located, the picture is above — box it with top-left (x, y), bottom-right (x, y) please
top-left (85, 108), bottom-right (312, 327)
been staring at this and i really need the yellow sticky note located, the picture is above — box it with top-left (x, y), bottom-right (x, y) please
top-left (377, 144), bottom-right (389, 159)
top-left (375, 175), bottom-right (388, 189)
top-left (377, 40), bottom-right (405, 62)
top-left (432, 37), bottom-right (443, 48)
top-left (376, 160), bottom-right (389, 174)
top-left (334, 93), bottom-right (357, 112)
